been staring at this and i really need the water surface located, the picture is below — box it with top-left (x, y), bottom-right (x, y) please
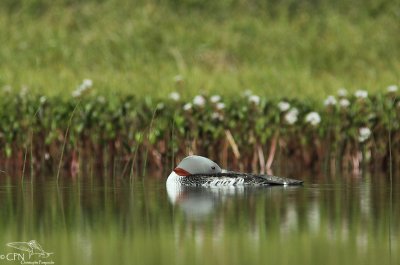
top-left (0, 173), bottom-right (398, 265)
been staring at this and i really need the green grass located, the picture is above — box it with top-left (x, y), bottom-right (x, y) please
top-left (0, 0), bottom-right (399, 99)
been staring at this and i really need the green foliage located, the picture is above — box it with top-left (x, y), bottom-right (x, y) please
top-left (0, 86), bottom-right (398, 168)
top-left (0, 0), bottom-right (399, 99)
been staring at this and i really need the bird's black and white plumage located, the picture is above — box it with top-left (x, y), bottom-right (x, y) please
top-left (167, 155), bottom-right (303, 188)
top-left (173, 172), bottom-right (303, 186)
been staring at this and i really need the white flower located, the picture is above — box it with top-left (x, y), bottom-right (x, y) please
top-left (169, 92), bottom-right (180, 101)
top-left (305, 112), bottom-right (321, 126)
top-left (183, 103), bottom-right (192, 111)
top-left (174, 75), bottom-right (183, 82)
top-left (355, 90), bottom-right (368, 99)
top-left (210, 95), bottom-right (221, 103)
top-left (211, 112), bottom-right (223, 121)
top-left (358, 127), bottom-right (371, 143)
top-left (72, 79), bottom-right (93, 97)
top-left (80, 83), bottom-right (90, 92)
top-left (338, 88), bottom-right (348, 97)
top-left (248, 95), bottom-right (260, 105)
top-left (193, 95), bottom-right (206, 106)
top-left (157, 103), bottom-right (165, 110)
top-left (339, 98), bottom-right (350, 108)
top-left (39, 96), bottom-right (47, 104)
top-left (284, 108), bottom-right (299, 125)
top-left (277, 101), bottom-right (290, 112)
top-left (44, 153), bottom-right (50, 160)
top-left (216, 102), bottom-right (225, 110)
top-left (82, 79), bottom-right (93, 88)
top-left (72, 90), bottom-right (81, 98)
top-left (387, 85), bottom-right (398, 93)
top-left (323, 95), bottom-right (337, 106)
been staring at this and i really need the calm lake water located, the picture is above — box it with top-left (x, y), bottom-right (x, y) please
top-left (0, 172), bottom-right (398, 265)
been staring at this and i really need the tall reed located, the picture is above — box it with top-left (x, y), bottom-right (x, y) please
top-left (56, 101), bottom-right (80, 182)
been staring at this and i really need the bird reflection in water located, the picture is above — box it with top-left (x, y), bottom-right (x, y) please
top-left (166, 181), bottom-right (307, 249)
top-left (166, 182), bottom-right (301, 221)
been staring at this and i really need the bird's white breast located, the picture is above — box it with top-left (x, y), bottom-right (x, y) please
top-left (166, 171), bottom-right (184, 204)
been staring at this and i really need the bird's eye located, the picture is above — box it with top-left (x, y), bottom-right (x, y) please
top-left (211, 166), bottom-right (216, 170)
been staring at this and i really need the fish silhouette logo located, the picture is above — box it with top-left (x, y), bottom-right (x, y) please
top-left (6, 240), bottom-right (53, 259)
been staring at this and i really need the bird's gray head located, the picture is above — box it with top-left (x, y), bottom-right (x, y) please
top-left (174, 155), bottom-right (222, 176)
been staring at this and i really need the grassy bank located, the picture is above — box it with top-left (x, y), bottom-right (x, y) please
top-left (0, 85), bottom-right (399, 176)
top-left (0, 0), bottom-right (399, 99)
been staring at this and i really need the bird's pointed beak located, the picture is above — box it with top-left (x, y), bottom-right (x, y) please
top-left (173, 167), bottom-right (191, 176)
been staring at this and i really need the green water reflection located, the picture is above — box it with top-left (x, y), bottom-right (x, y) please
top-left (0, 173), bottom-right (398, 265)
